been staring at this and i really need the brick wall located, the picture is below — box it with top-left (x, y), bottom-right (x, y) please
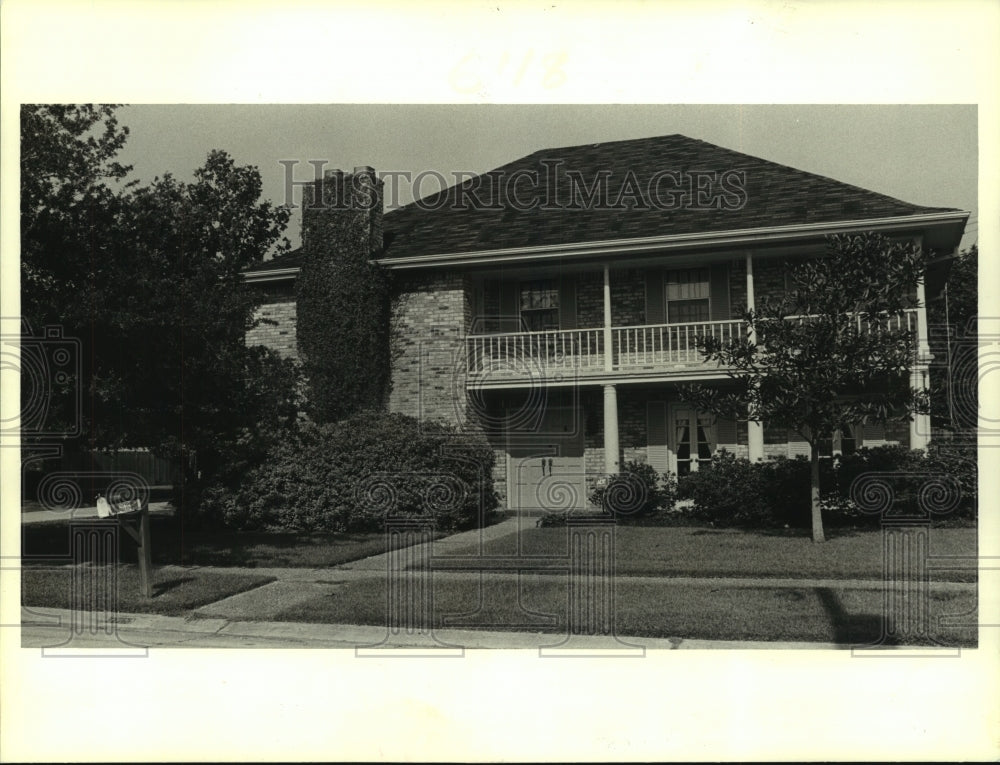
top-left (246, 295), bottom-right (299, 360)
top-left (611, 269), bottom-right (646, 326)
top-left (388, 270), bottom-right (469, 425)
top-left (729, 257), bottom-right (748, 314)
top-left (754, 256), bottom-right (788, 303)
top-left (576, 273), bottom-right (603, 327)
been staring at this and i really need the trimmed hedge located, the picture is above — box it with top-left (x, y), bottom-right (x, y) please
top-left (677, 450), bottom-right (813, 527)
top-left (677, 445), bottom-right (977, 529)
top-left (201, 411), bottom-right (499, 532)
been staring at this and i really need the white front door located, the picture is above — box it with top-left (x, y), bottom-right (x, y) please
top-left (670, 405), bottom-right (716, 476)
top-left (507, 405), bottom-right (586, 512)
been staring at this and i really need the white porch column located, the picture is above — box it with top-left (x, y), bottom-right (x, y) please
top-left (745, 251), bottom-right (765, 461)
top-left (603, 383), bottom-right (620, 475)
top-left (910, 274), bottom-right (932, 450)
top-left (603, 264), bottom-right (613, 372)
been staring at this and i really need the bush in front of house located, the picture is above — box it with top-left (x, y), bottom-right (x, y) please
top-left (676, 450), bottom-right (814, 527)
top-left (824, 443), bottom-right (977, 523)
top-left (201, 411), bottom-right (499, 533)
top-left (678, 444), bottom-right (977, 529)
top-left (588, 460), bottom-right (679, 521)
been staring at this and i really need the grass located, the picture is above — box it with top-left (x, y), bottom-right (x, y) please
top-left (20, 515), bottom-right (447, 569)
top-left (437, 525), bottom-right (978, 582)
top-left (272, 573), bottom-right (977, 646)
top-left (21, 565), bottom-right (276, 616)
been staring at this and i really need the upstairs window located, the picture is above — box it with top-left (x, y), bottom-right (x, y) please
top-left (519, 280), bottom-right (559, 331)
top-left (665, 269), bottom-right (711, 323)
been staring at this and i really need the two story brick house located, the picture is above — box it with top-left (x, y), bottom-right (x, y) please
top-left (245, 134), bottom-right (968, 513)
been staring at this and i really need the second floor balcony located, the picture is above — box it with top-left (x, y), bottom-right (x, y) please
top-left (466, 310), bottom-right (918, 387)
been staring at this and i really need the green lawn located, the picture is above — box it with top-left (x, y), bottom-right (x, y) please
top-left (438, 525), bottom-right (978, 582)
top-left (21, 516), bottom-right (445, 568)
top-left (271, 573), bottom-right (977, 646)
top-left (21, 565), bottom-right (276, 616)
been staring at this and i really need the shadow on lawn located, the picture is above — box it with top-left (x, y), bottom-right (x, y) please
top-left (815, 586), bottom-right (885, 646)
top-left (152, 577), bottom-right (195, 596)
top-left (688, 525), bottom-right (869, 540)
top-left (20, 516), bottom-right (367, 566)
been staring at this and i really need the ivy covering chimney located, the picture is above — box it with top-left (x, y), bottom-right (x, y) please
top-left (296, 166), bottom-right (391, 423)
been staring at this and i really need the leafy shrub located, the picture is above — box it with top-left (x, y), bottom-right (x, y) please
top-left (588, 460), bottom-right (678, 521)
top-left (679, 444), bottom-right (977, 530)
top-left (925, 441), bottom-right (977, 518)
top-left (827, 444), bottom-right (976, 523)
top-left (677, 450), bottom-right (809, 527)
top-left (201, 411), bottom-right (498, 532)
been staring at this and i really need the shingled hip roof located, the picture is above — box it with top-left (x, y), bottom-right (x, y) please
top-left (246, 133), bottom-right (964, 276)
top-left (379, 133), bottom-right (959, 261)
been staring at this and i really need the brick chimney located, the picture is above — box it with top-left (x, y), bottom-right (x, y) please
top-left (301, 166), bottom-right (384, 262)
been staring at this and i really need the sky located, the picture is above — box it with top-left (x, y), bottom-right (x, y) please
top-left (113, 104), bottom-right (979, 255)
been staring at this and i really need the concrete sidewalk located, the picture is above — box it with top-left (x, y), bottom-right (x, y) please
top-left (20, 605), bottom-right (850, 651)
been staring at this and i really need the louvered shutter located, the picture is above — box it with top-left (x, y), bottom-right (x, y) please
top-left (645, 269), bottom-right (665, 325)
top-left (499, 279), bottom-right (520, 332)
top-left (710, 264), bottom-right (731, 321)
top-left (788, 430), bottom-right (811, 457)
top-left (647, 401), bottom-right (669, 473)
top-left (861, 423), bottom-right (886, 447)
top-left (559, 276), bottom-right (577, 330)
top-left (716, 416), bottom-right (738, 452)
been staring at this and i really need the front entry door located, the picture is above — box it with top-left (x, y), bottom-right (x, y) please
top-left (508, 405), bottom-right (585, 512)
top-left (671, 406), bottom-right (716, 476)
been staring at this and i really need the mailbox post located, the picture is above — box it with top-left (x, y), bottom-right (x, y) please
top-left (97, 492), bottom-right (153, 598)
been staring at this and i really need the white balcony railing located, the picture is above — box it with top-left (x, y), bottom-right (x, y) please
top-left (614, 320), bottom-right (744, 368)
top-left (466, 309), bottom-right (918, 383)
top-left (467, 327), bottom-right (605, 378)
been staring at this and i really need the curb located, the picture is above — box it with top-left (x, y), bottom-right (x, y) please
top-left (21, 606), bottom-right (853, 651)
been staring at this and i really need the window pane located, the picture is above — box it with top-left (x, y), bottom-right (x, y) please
top-left (676, 421), bottom-right (690, 460)
top-left (668, 299), bottom-right (711, 323)
top-left (665, 269), bottom-right (710, 301)
top-left (520, 280), bottom-right (559, 311)
top-left (522, 309), bottom-right (558, 332)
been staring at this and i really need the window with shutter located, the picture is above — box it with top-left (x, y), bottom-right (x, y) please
top-left (665, 269), bottom-right (711, 323)
top-left (860, 423), bottom-right (887, 447)
top-left (519, 280), bottom-right (559, 331)
top-left (646, 401), bottom-right (668, 473)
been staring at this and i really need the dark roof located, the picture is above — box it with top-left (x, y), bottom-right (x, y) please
top-left (245, 247), bottom-right (303, 273)
top-left (248, 134), bottom-right (961, 274)
top-left (380, 133), bottom-right (958, 260)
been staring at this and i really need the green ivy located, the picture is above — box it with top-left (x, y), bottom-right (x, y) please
top-left (296, 175), bottom-right (391, 422)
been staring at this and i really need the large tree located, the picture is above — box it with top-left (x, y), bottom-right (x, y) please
top-left (681, 233), bottom-right (930, 543)
top-left (20, 105), bottom-right (132, 438)
top-left (927, 245), bottom-right (977, 432)
top-left (20, 105), bottom-right (298, 514)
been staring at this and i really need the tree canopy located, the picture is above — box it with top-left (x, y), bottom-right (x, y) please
top-left (681, 232), bottom-right (930, 542)
top-left (20, 104), bottom-right (299, 515)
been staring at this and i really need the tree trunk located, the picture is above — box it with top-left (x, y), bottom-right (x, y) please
top-left (810, 445), bottom-right (826, 543)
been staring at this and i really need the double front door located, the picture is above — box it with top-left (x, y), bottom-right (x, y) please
top-left (507, 405), bottom-right (586, 512)
top-left (670, 405), bottom-right (716, 476)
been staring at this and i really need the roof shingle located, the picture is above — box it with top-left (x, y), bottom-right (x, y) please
top-left (248, 133), bottom-right (958, 273)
